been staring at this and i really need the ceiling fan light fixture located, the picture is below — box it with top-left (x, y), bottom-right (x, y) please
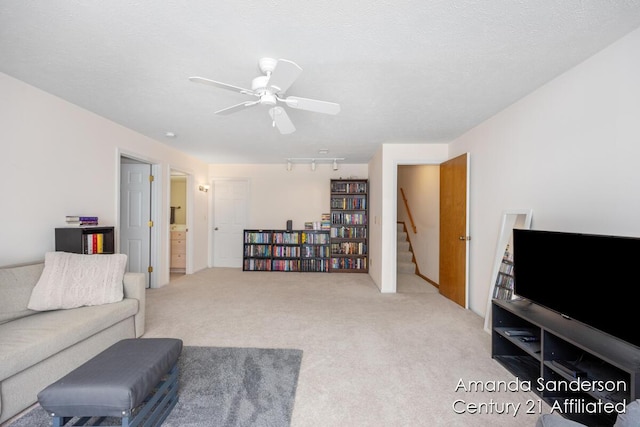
top-left (261, 93), bottom-right (277, 106)
top-left (189, 57), bottom-right (340, 135)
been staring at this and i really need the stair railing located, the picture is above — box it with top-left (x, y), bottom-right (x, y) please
top-left (400, 188), bottom-right (417, 234)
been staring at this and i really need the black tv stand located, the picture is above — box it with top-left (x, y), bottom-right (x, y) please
top-left (492, 298), bottom-right (640, 426)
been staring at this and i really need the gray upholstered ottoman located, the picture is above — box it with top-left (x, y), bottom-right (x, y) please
top-left (37, 338), bottom-right (183, 427)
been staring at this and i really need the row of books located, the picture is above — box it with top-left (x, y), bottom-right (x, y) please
top-left (330, 197), bottom-right (367, 210)
top-left (84, 233), bottom-right (107, 254)
top-left (330, 226), bottom-right (367, 238)
top-left (245, 230), bottom-right (333, 244)
top-left (330, 212), bottom-right (366, 225)
top-left (331, 182), bottom-right (367, 194)
top-left (330, 257), bottom-right (367, 270)
top-left (244, 259), bottom-right (331, 272)
top-left (331, 242), bottom-right (367, 255)
top-left (65, 215), bottom-right (99, 227)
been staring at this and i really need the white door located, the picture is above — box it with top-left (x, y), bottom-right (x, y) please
top-left (213, 179), bottom-right (248, 267)
top-left (120, 162), bottom-right (152, 286)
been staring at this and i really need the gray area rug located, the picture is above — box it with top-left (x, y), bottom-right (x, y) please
top-left (7, 346), bottom-right (303, 427)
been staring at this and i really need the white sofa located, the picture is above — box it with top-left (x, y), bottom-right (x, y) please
top-left (0, 260), bottom-right (146, 424)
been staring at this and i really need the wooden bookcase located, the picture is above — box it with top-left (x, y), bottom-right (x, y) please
top-left (243, 229), bottom-right (330, 272)
top-left (55, 226), bottom-right (115, 254)
top-left (329, 179), bottom-right (368, 273)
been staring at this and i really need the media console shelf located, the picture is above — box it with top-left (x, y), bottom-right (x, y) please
top-left (492, 298), bottom-right (640, 426)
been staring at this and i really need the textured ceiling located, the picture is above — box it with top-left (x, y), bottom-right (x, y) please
top-left (2, 1), bottom-right (640, 163)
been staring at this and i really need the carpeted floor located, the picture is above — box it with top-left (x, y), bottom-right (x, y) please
top-left (6, 346), bottom-right (303, 427)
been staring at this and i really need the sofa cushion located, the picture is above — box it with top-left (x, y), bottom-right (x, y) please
top-left (536, 414), bottom-right (586, 426)
top-left (0, 262), bottom-right (43, 324)
top-left (0, 298), bottom-right (138, 381)
top-left (614, 399), bottom-right (640, 427)
top-left (28, 252), bottom-right (127, 311)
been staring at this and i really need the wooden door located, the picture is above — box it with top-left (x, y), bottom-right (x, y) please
top-left (439, 153), bottom-right (469, 307)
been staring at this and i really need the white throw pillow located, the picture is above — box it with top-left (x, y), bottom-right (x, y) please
top-left (28, 252), bottom-right (127, 311)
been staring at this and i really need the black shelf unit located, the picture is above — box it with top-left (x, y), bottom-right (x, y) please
top-left (243, 229), bottom-right (273, 271)
top-left (243, 229), bottom-right (330, 272)
top-left (492, 298), bottom-right (640, 426)
top-left (272, 230), bottom-right (301, 272)
top-left (55, 226), bottom-right (115, 254)
top-left (300, 230), bottom-right (330, 272)
top-left (329, 179), bottom-right (368, 273)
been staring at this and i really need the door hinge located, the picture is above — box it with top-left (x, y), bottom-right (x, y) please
top-left (148, 220), bottom-right (153, 227)
top-left (148, 175), bottom-right (154, 182)
top-left (148, 266), bottom-right (153, 273)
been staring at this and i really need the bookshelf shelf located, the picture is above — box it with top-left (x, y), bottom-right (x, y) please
top-left (243, 229), bottom-right (330, 272)
top-left (330, 179), bottom-right (368, 273)
top-left (493, 299), bottom-right (640, 426)
top-left (55, 226), bottom-right (115, 254)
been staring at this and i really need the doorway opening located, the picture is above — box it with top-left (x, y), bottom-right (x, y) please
top-left (170, 171), bottom-right (188, 280)
top-left (396, 164), bottom-right (440, 294)
top-left (393, 153), bottom-right (469, 307)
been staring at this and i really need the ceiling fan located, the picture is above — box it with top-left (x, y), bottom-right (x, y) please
top-left (189, 58), bottom-right (340, 134)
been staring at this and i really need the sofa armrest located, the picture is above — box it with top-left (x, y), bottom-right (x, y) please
top-left (123, 272), bottom-right (146, 337)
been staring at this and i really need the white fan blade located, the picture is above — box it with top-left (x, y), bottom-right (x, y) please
top-left (269, 107), bottom-right (296, 134)
top-left (189, 76), bottom-right (255, 95)
top-left (284, 96), bottom-right (341, 115)
top-left (215, 100), bottom-right (260, 115)
top-left (267, 59), bottom-right (302, 94)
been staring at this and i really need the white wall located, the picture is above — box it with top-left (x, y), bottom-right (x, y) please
top-left (397, 165), bottom-right (440, 282)
top-left (209, 163), bottom-right (368, 230)
top-left (0, 72), bottom-right (210, 286)
top-left (450, 27), bottom-right (640, 318)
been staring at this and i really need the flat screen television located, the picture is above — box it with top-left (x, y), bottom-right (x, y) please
top-left (512, 228), bottom-right (640, 349)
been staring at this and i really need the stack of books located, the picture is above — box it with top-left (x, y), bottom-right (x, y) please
top-left (321, 213), bottom-right (330, 230)
top-left (65, 216), bottom-right (99, 227)
top-left (304, 214), bottom-right (332, 230)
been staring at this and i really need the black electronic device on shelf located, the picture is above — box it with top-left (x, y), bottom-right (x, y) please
top-left (512, 228), bottom-right (640, 350)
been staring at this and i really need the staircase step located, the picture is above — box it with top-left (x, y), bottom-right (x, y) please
top-left (397, 261), bottom-right (416, 274)
top-left (397, 223), bottom-right (416, 275)
top-left (397, 251), bottom-right (413, 262)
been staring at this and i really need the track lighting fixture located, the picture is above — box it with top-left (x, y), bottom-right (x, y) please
top-left (285, 157), bottom-right (345, 171)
